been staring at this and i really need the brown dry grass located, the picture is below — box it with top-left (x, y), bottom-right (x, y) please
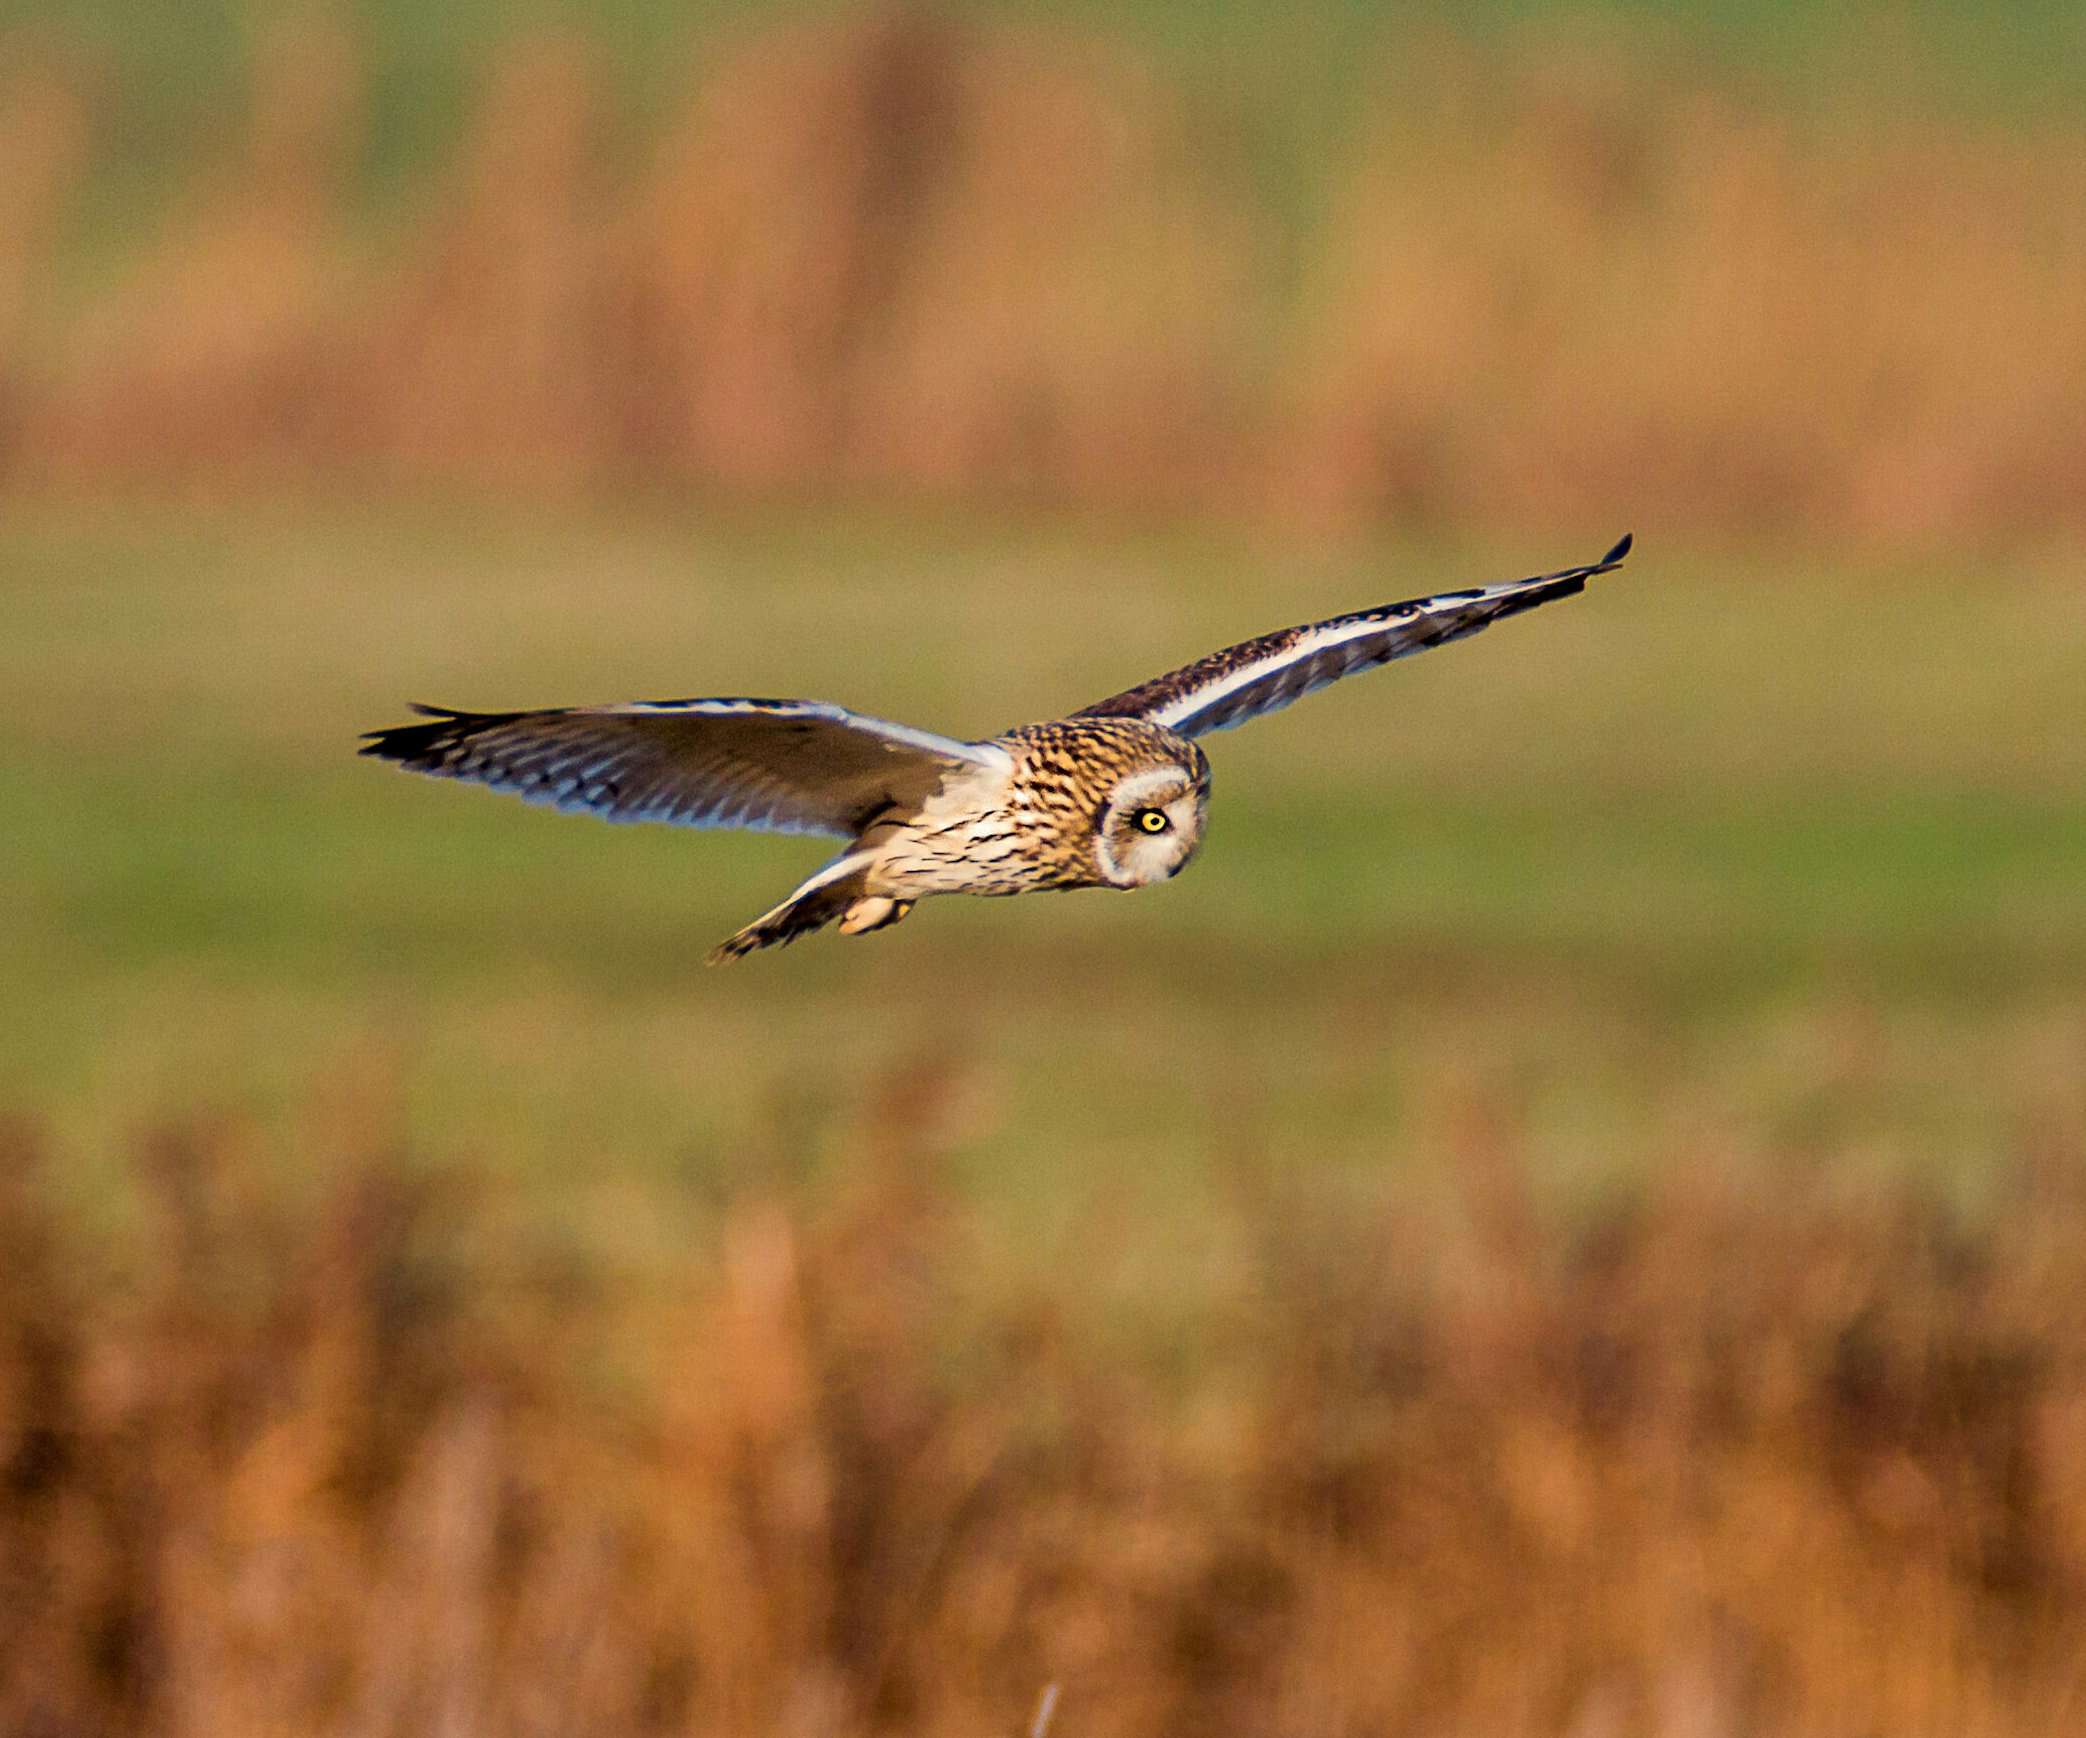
top-left (5, 1061), bottom-right (2086, 1737)
top-left (6, 10), bottom-right (2085, 547)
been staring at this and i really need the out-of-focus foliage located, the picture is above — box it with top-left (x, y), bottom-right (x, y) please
top-left (4, 5), bottom-right (2085, 546)
top-left (4, 1063), bottom-right (2086, 1736)
top-left (5, 7), bottom-right (2084, 1733)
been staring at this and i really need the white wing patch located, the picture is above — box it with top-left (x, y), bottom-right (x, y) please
top-left (611, 698), bottom-right (1010, 770)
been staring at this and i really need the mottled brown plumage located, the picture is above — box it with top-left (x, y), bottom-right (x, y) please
top-left (361, 537), bottom-right (1627, 959)
top-left (983, 720), bottom-right (1212, 891)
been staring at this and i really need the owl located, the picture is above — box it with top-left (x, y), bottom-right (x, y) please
top-left (362, 536), bottom-right (1630, 961)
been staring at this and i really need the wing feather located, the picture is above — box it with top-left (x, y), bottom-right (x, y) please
top-left (360, 697), bottom-right (1004, 838)
top-left (1076, 535), bottom-right (1632, 738)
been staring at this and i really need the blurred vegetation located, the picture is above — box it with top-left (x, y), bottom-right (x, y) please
top-left (3, 3), bottom-right (2084, 1731)
top-left (4, 1064), bottom-right (2086, 1736)
top-left (4, 4), bottom-right (2085, 543)
top-left (32, 0), bottom-right (2086, 176)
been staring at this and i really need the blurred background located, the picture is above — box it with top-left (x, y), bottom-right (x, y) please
top-left (2, 1), bottom-right (2083, 1733)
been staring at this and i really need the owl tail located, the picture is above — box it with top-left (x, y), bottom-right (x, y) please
top-left (706, 850), bottom-right (905, 964)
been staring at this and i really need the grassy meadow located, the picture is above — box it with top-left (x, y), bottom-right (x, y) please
top-left (6, 505), bottom-right (2080, 1251)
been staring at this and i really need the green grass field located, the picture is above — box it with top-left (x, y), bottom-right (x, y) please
top-left (5, 505), bottom-right (2080, 1292)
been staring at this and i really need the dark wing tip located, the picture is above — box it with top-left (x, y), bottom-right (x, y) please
top-left (359, 718), bottom-right (439, 763)
top-left (359, 703), bottom-right (502, 765)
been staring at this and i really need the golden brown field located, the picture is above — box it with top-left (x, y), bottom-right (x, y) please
top-left (6, 1057), bottom-right (2086, 1737)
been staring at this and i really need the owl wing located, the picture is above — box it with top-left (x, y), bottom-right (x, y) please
top-left (1075, 535), bottom-right (1632, 739)
top-left (360, 697), bottom-right (1007, 837)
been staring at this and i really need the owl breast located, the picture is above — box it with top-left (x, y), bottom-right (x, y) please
top-left (873, 808), bottom-right (1064, 897)
top-left (858, 758), bottom-right (1069, 898)
top-left (863, 718), bottom-right (1198, 899)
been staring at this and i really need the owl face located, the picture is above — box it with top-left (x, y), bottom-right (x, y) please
top-left (1093, 764), bottom-right (1207, 888)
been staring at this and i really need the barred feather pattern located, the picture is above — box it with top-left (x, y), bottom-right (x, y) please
top-left (359, 697), bottom-right (999, 838)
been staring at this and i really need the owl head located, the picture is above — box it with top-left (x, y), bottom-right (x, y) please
top-left (1094, 761), bottom-right (1208, 887)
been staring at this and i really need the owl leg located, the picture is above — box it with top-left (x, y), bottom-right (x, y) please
top-left (838, 896), bottom-right (915, 936)
top-left (707, 851), bottom-right (877, 964)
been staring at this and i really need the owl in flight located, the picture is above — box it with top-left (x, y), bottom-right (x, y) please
top-left (363, 536), bottom-right (1630, 961)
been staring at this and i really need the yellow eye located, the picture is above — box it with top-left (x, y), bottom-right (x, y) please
top-left (1137, 808), bottom-right (1170, 834)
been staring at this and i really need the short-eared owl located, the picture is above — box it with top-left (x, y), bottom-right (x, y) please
top-left (363, 536), bottom-right (1630, 961)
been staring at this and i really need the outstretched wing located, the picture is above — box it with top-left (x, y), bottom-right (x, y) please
top-left (360, 697), bottom-right (1006, 838)
top-left (1076, 535), bottom-right (1632, 739)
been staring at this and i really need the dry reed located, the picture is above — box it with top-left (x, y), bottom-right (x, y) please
top-left (6, 11), bottom-right (2085, 547)
top-left (3, 1056), bottom-right (2086, 1736)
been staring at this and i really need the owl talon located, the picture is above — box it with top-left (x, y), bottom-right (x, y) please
top-left (839, 897), bottom-right (914, 935)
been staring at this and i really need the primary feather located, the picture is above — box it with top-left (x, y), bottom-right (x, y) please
top-left (358, 697), bottom-right (1005, 837)
top-left (1077, 534), bottom-right (1631, 738)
